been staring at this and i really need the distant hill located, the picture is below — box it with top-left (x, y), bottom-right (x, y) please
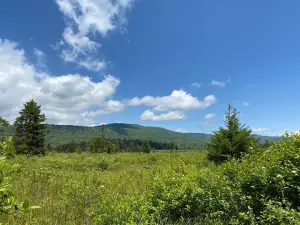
top-left (3, 123), bottom-right (281, 147)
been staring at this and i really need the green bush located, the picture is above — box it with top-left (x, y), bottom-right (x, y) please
top-left (143, 133), bottom-right (300, 224)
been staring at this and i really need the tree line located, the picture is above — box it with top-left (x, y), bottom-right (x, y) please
top-left (52, 138), bottom-right (178, 153)
top-left (1, 100), bottom-right (178, 155)
top-left (1, 100), bottom-right (274, 161)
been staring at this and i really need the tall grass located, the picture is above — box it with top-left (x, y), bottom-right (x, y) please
top-left (1, 151), bottom-right (209, 224)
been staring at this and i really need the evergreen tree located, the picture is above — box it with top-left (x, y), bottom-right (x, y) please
top-left (207, 104), bottom-right (257, 164)
top-left (0, 117), bottom-right (9, 143)
top-left (13, 100), bottom-right (47, 155)
top-left (142, 140), bottom-right (151, 153)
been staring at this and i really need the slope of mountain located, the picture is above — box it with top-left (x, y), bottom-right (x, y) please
top-left (4, 123), bottom-right (281, 147)
top-left (44, 123), bottom-right (212, 147)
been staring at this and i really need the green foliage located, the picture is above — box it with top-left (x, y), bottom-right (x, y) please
top-left (0, 156), bottom-right (20, 215)
top-left (0, 136), bottom-right (16, 159)
top-left (142, 140), bottom-right (151, 153)
top-left (207, 104), bottom-right (258, 164)
top-left (13, 100), bottom-right (47, 156)
top-left (55, 138), bottom-right (178, 153)
top-left (36, 123), bottom-right (213, 148)
top-left (75, 146), bottom-right (82, 154)
top-left (0, 116), bottom-right (9, 143)
top-left (1, 134), bottom-right (299, 224)
top-left (143, 133), bottom-right (300, 224)
top-left (0, 136), bottom-right (31, 216)
top-left (106, 141), bottom-right (117, 154)
top-left (90, 136), bottom-right (116, 154)
top-left (260, 139), bottom-right (274, 148)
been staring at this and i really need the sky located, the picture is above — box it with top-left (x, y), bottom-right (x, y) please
top-left (0, 0), bottom-right (300, 136)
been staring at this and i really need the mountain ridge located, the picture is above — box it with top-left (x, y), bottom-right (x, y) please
top-left (4, 123), bottom-right (281, 147)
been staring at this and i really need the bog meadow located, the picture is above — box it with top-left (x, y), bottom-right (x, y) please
top-left (0, 101), bottom-right (299, 225)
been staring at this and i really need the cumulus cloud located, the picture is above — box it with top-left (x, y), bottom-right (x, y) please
top-left (129, 90), bottom-right (216, 112)
top-left (0, 39), bottom-right (124, 125)
top-left (211, 77), bottom-right (231, 87)
top-left (141, 110), bottom-right (185, 121)
top-left (55, 0), bottom-right (134, 71)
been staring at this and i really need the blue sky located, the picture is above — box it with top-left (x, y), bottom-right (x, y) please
top-left (0, 0), bottom-right (300, 136)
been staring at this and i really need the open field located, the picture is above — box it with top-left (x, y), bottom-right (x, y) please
top-left (1, 135), bottom-right (300, 225)
top-left (1, 151), bottom-right (210, 224)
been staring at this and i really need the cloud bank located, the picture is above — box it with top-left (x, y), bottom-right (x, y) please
top-left (0, 39), bottom-right (123, 125)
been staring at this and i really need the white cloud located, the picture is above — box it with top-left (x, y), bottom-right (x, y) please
top-left (129, 90), bottom-right (216, 112)
top-left (191, 82), bottom-right (201, 89)
top-left (55, 0), bottom-right (134, 71)
top-left (0, 39), bottom-right (124, 125)
top-left (243, 102), bottom-right (250, 106)
top-left (211, 77), bottom-right (231, 87)
top-left (141, 110), bottom-right (185, 121)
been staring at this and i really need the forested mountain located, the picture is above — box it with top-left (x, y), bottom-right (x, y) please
top-left (3, 123), bottom-right (281, 148)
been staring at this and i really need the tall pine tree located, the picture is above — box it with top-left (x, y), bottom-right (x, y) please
top-left (13, 100), bottom-right (47, 155)
top-left (207, 104), bottom-right (257, 164)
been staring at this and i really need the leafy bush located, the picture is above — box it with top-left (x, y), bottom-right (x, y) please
top-left (0, 137), bottom-right (26, 215)
top-left (144, 133), bottom-right (300, 224)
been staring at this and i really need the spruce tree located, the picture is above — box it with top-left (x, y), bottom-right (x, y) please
top-left (13, 100), bottom-right (47, 155)
top-left (207, 104), bottom-right (257, 164)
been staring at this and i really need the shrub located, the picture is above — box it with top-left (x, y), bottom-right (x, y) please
top-left (145, 133), bottom-right (300, 224)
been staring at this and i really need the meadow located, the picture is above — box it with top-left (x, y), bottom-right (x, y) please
top-left (1, 151), bottom-right (210, 224)
top-left (1, 134), bottom-right (300, 224)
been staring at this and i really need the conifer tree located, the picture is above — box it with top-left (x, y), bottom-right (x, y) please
top-left (13, 100), bottom-right (47, 155)
top-left (207, 104), bottom-right (257, 164)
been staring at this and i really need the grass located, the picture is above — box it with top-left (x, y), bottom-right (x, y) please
top-left (2, 135), bottom-right (300, 224)
top-left (1, 150), bottom-right (209, 224)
